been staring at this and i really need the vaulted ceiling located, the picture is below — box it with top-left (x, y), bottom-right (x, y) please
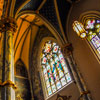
top-left (0, 0), bottom-right (79, 68)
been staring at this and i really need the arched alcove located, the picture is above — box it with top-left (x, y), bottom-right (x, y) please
top-left (15, 59), bottom-right (31, 100)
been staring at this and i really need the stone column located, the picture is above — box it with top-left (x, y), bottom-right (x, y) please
top-left (0, 17), bottom-right (17, 100)
top-left (61, 43), bottom-right (93, 100)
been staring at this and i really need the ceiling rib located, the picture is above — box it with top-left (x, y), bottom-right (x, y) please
top-left (20, 17), bottom-right (39, 27)
top-left (14, 25), bottom-right (31, 57)
top-left (14, 19), bottom-right (23, 48)
top-left (20, 26), bottom-right (31, 58)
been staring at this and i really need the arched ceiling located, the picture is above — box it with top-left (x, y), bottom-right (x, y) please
top-left (14, 14), bottom-right (43, 69)
top-left (0, 0), bottom-right (79, 68)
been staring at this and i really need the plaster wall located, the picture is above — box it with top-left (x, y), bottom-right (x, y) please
top-left (67, 0), bottom-right (100, 100)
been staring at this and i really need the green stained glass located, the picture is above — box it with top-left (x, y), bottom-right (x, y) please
top-left (87, 32), bottom-right (96, 41)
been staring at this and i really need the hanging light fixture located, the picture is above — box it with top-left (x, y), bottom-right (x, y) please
top-left (73, 21), bottom-right (86, 39)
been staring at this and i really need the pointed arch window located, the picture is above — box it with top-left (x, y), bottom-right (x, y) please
top-left (85, 19), bottom-right (100, 59)
top-left (41, 41), bottom-right (72, 98)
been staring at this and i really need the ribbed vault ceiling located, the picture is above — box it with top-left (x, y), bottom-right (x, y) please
top-left (14, 14), bottom-right (43, 69)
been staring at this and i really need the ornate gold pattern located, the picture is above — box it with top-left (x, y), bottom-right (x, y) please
top-left (0, 17), bottom-right (17, 33)
top-left (0, 80), bottom-right (17, 89)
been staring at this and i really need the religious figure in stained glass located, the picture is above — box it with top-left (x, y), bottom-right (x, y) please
top-left (41, 41), bottom-right (72, 97)
top-left (85, 19), bottom-right (100, 55)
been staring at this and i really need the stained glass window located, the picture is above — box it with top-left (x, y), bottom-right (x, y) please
top-left (41, 41), bottom-right (72, 97)
top-left (85, 19), bottom-right (100, 58)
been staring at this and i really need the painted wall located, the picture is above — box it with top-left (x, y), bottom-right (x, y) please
top-left (67, 0), bottom-right (100, 100)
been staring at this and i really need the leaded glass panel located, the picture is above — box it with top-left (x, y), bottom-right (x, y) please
top-left (41, 41), bottom-right (72, 97)
top-left (85, 19), bottom-right (100, 58)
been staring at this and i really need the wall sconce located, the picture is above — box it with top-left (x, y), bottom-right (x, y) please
top-left (73, 21), bottom-right (86, 39)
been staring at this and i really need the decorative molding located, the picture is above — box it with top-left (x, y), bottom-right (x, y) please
top-left (61, 43), bottom-right (73, 57)
top-left (0, 80), bottom-right (17, 89)
top-left (78, 91), bottom-right (90, 100)
top-left (0, 17), bottom-right (17, 33)
top-left (56, 94), bottom-right (72, 100)
top-left (79, 11), bottom-right (100, 25)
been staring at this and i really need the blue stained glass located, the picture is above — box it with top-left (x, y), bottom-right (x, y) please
top-left (97, 20), bottom-right (100, 23)
top-left (54, 73), bottom-right (59, 81)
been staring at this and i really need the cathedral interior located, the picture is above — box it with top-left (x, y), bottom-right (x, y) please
top-left (0, 0), bottom-right (100, 100)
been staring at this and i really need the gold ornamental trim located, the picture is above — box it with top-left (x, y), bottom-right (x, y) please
top-left (0, 80), bottom-right (17, 89)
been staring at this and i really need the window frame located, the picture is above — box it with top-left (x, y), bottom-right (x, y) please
top-left (38, 38), bottom-right (73, 100)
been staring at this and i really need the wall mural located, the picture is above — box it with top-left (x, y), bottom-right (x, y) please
top-left (15, 59), bottom-right (31, 100)
top-left (30, 26), bottom-right (54, 100)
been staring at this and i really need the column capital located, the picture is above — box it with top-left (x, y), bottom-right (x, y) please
top-left (0, 17), bottom-right (17, 33)
top-left (61, 43), bottom-right (73, 57)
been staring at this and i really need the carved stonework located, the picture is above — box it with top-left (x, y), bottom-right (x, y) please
top-left (56, 94), bottom-right (72, 100)
top-left (61, 43), bottom-right (73, 57)
top-left (0, 17), bottom-right (17, 33)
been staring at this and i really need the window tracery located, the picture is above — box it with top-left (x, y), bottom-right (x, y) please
top-left (85, 19), bottom-right (100, 58)
top-left (41, 41), bottom-right (72, 97)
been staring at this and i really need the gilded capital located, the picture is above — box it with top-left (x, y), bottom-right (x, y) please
top-left (0, 17), bottom-right (17, 33)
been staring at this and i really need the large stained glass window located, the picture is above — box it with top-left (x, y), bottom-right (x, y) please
top-left (41, 41), bottom-right (72, 97)
top-left (85, 19), bottom-right (100, 59)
